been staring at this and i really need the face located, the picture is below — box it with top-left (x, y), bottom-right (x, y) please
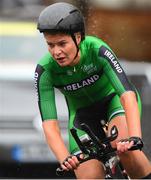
top-left (44, 32), bottom-right (81, 67)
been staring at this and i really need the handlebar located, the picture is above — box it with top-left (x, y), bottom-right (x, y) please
top-left (56, 123), bottom-right (143, 176)
top-left (56, 154), bottom-right (87, 176)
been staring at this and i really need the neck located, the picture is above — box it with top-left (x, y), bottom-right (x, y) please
top-left (70, 51), bottom-right (80, 66)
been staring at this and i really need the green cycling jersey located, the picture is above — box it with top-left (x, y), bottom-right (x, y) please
top-left (35, 36), bottom-right (134, 121)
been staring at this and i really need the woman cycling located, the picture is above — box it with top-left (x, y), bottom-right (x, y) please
top-left (35, 2), bottom-right (151, 179)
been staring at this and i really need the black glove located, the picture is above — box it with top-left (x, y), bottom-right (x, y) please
top-left (62, 155), bottom-right (74, 166)
top-left (120, 137), bottom-right (143, 151)
top-left (62, 154), bottom-right (84, 166)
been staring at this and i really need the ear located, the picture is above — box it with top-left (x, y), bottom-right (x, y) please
top-left (75, 32), bottom-right (81, 45)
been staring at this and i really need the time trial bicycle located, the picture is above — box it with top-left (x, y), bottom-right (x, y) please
top-left (56, 122), bottom-right (143, 179)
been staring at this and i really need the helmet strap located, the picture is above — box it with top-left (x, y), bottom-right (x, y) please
top-left (71, 33), bottom-right (79, 60)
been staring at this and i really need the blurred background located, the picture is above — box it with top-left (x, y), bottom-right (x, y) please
top-left (0, 0), bottom-right (151, 178)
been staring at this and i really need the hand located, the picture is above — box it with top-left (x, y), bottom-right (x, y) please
top-left (61, 154), bottom-right (84, 171)
top-left (116, 140), bottom-right (134, 154)
top-left (116, 136), bottom-right (143, 154)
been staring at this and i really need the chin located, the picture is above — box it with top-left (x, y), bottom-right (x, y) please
top-left (58, 61), bottom-right (71, 67)
top-left (58, 62), bottom-right (68, 67)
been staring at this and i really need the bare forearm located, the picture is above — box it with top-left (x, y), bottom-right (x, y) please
top-left (42, 120), bottom-right (70, 163)
top-left (120, 91), bottom-right (142, 137)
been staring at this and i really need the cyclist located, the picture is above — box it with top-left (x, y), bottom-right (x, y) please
top-left (35, 2), bottom-right (151, 179)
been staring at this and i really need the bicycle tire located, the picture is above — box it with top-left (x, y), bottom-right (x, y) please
top-left (106, 162), bottom-right (128, 179)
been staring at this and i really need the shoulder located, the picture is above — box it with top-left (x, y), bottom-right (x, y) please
top-left (35, 52), bottom-right (56, 78)
top-left (80, 36), bottom-right (114, 61)
top-left (81, 35), bottom-right (109, 49)
top-left (38, 52), bottom-right (53, 67)
top-left (80, 36), bottom-right (112, 58)
top-left (36, 52), bottom-right (59, 71)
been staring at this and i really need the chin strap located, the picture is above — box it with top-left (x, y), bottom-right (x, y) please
top-left (71, 33), bottom-right (80, 60)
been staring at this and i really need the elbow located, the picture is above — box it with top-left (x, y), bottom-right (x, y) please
top-left (120, 90), bottom-right (137, 107)
top-left (42, 120), bottom-right (61, 139)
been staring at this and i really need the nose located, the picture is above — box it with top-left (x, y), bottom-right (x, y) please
top-left (53, 46), bottom-right (62, 57)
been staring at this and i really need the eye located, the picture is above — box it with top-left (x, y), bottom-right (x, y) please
top-left (48, 43), bottom-right (54, 49)
top-left (58, 41), bottom-right (67, 47)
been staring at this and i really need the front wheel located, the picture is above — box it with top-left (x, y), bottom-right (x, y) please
top-left (106, 163), bottom-right (129, 179)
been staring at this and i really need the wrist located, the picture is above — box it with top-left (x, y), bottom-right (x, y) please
top-left (58, 153), bottom-right (71, 164)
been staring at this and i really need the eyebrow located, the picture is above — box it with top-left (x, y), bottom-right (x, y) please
top-left (47, 40), bottom-right (66, 45)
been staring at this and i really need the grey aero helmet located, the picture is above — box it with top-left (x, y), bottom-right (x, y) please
top-left (37, 2), bottom-right (85, 40)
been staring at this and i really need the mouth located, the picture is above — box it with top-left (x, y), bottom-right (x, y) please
top-left (56, 57), bottom-right (66, 63)
top-left (56, 57), bottom-right (65, 60)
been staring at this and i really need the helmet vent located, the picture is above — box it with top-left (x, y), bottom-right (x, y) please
top-left (70, 9), bottom-right (78, 14)
top-left (57, 18), bottom-right (64, 25)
